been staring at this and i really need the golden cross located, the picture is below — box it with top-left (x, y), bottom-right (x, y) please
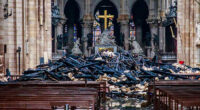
top-left (98, 10), bottom-right (114, 29)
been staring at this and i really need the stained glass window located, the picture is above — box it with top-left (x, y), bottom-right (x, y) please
top-left (93, 21), bottom-right (102, 46)
top-left (93, 18), bottom-right (115, 46)
top-left (130, 20), bottom-right (136, 39)
top-left (73, 24), bottom-right (77, 42)
top-left (108, 19), bottom-right (114, 36)
top-left (63, 24), bottom-right (77, 40)
top-left (64, 24), bottom-right (67, 33)
top-left (58, 24), bottom-right (78, 49)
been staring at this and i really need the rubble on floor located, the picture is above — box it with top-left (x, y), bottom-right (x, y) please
top-left (0, 74), bottom-right (7, 82)
top-left (4, 51), bottom-right (198, 98)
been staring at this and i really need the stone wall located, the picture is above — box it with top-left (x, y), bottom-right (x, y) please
top-left (177, 0), bottom-right (200, 67)
top-left (0, 0), bottom-right (52, 75)
top-left (0, 0), bottom-right (3, 45)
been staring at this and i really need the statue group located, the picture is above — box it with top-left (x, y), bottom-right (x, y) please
top-left (96, 29), bottom-right (116, 45)
top-left (94, 29), bottom-right (118, 54)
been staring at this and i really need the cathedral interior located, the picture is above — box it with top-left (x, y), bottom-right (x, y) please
top-left (0, 0), bottom-right (181, 74)
top-left (52, 0), bottom-right (177, 60)
top-left (1, 0), bottom-right (200, 109)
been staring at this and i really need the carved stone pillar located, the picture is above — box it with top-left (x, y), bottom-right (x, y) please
top-left (120, 0), bottom-right (129, 15)
top-left (118, 15), bottom-right (130, 50)
top-left (0, 1), bottom-right (3, 21)
top-left (67, 23), bottom-right (74, 53)
top-left (159, 26), bottom-right (165, 52)
top-left (135, 25), bottom-right (143, 48)
top-left (147, 0), bottom-right (159, 57)
top-left (149, 24), bottom-right (158, 57)
top-left (85, 0), bottom-right (91, 15)
top-left (118, 0), bottom-right (130, 50)
top-left (54, 21), bottom-right (65, 52)
top-left (82, 15), bottom-right (93, 56)
top-left (0, 1), bottom-right (3, 44)
top-left (80, 0), bottom-right (93, 56)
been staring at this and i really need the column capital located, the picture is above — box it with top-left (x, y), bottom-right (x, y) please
top-left (81, 21), bottom-right (93, 28)
top-left (82, 36), bottom-right (88, 42)
top-left (118, 14), bottom-right (129, 23)
top-left (57, 18), bottom-right (67, 26)
top-left (120, 0), bottom-right (129, 15)
top-left (83, 14), bottom-right (94, 22)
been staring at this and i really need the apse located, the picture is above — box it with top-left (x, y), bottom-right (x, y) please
top-left (93, 0), bottom-right (121, 46)
top-left (132, 0), bottom-right (151, 54)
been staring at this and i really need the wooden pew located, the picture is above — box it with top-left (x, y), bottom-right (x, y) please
top-left (0, 81), bottom-right (106, 110)
top-left (148, 80), bottom-right (200, 110)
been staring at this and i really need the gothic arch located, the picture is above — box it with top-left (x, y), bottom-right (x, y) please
top-left (64, 0), bottom-right (84, 18)
top-left (64, 0), bottom-right (82, 52)
top-left (131, 0), bottom-right (149, 25)
top-left (130, 0), bottom-right (149, 16)
top-left (92, 0), bottom-right (120, 16)
top-left (92, 0), bottom-right (121, 46)
top-left (131, 0), bottom-right (150, 55)
top-left (64, 0), bottom-right (80, 19)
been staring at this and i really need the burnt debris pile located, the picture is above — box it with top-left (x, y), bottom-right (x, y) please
top-left (12, 51), bottom-right (200, 96)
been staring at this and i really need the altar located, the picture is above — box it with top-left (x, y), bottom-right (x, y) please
top-left (94, 10), bottom-right (117, 54)
top-left (94, 29), bottom-right (117, 54)
top-left (95, 45), bottom-right (117, 54)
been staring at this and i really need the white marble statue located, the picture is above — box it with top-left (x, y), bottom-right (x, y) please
top-left (97, 29), bottom-right (116, 45)
top-left (130, 37), bottom-right (143, 54)
top-left (72, 38), bottom-right (82, 55)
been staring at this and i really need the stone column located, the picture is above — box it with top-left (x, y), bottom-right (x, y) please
top-left (147, 0), bottom-right (159, 57)
top-left (120, 0), bottom-right (129, 14)
top-left (27, 0), bottom-right (38, 69)
top-left (54, 21), bottom-right (65, 52)
top-left (119, 19), bottom-right (129, 50)
top-left (67, 23), bottom-right (74, 53)
top-left (159, 26), bottom-right (165, 52)
top-left (119, 0), bottom-right (130, 50)
top-left (0, 1), bottom-right (3, 45)
top-left (85, 0), bottom-right (91, 15)
top-left (177, 0), bottom-right (197, 66)
top-left (81, 19), bottom-right (93, 56)
top-left (150, 24), bottom-right (159, 57)
top-left (58, 0), bottom-right (65, 17)
top-left (135, 25), bottom-right (142, 48)
top-left (81, 0), bottom-right (93, 56)
top-left (0, 1), bottom-right (4, 74)
top-left (159, 0), bottom-right (166, 53)
top-left (149, 0), bottom-right (157, 19)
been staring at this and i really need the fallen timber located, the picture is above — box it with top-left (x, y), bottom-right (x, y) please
top-left (1, 51), bottom-right (200, 109)
top-left (0, 81), bottom-right (106, 110)
top-left (148, 80), bottom-right (200, 110)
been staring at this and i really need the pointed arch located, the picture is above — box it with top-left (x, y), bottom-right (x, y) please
top-left (92, 0), bottom-right (121, 46)
top-left (131, 0), bottom-right (149, 25)
top-left (64, 0), bottom-right (80, 24)
top-left (92, 0), bottom-right (120, 16)
top-left (131, 0), bottom-right (151, 55)
top-left (63, 0), bottom-right (82, 52)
